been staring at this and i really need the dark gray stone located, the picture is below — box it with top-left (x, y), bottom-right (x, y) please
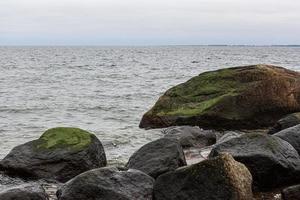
top-left (268, 113), bottom-right (300, 134)
top-left (282, 184), bottom-right (300, 200)
top-left (274, 124), bottom-right (300, 154)
top-left (163, 126), bottom-right (216, 148)
top-left (0, 184), bottom-right (48, 200)
top-left (57, 167), bottom-right (154, 200)
top-left (126, 138), bottom-right (186, 178)
top-left (154, 153), bottom-right (253, 200)
top-left (0, 128), bottom-right (107, 182)
top-left (209, 133), bottom-right (300, 190)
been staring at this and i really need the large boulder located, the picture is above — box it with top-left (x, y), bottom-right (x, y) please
top-left (209, 133), bottom-right (300, 190)
top-left (282, 184), bottom-right (300, 200)
top-left (268, 112), bottom-right (300, 134)
top-left (0, 184), bottom-right (48, 200)
top-left (57, 167), bottom-right (154, 200)
top-left (0, 127), bottom-right (107, 182)
top-left (274, 124), bottom-right (300, 154)
top-left (153, 153), bottom-right (253, 200)
top-left (163, 126), bottom-right (217, 148)
top-left (140, 65), bottom-right (300, 130)
top-left (126, 138), bottom-right (186, 178)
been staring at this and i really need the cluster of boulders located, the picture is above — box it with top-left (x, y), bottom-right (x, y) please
top-left (3, 122), bottom-right (300, 199)
top-left (1, 64), bottom-right (300, 200)
top-left (0, 126), bottom-right (255, 200)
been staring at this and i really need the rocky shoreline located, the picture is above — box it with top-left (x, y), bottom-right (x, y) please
top-left (1, 64), bottom-right (300, 200)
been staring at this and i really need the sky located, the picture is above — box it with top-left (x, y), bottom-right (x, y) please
top-left (0, 0), bottom-right (300, 45)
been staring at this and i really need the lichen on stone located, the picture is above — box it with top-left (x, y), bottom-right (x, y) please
top-left (36, 127), bottom-right (92, 151)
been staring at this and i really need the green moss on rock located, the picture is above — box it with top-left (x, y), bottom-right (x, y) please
top-left (140, 64), bottom-right (300, 129)
top-left (151, 68), bottom-right (242, 116)
top-left (37, 127), bottom-right (92, 151)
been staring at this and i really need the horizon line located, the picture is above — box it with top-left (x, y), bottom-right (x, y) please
top-left (1, 44), bottom-right (300, 47)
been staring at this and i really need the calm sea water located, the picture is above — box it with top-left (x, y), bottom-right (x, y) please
top-left (1, 46), bottom-right (300, 164)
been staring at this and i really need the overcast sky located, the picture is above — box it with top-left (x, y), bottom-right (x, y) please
top-left (1, 0), bottom-right (300, 45)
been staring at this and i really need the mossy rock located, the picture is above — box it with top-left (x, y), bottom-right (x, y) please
top-left (140, 65), bottom-right (300, 130)
top-left (0, 127), bottom-right (107, 182)
top-left (36, 127), bottom-right (92, 151)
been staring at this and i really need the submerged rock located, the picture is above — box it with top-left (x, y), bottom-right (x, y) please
top-left (274, 124), bottom-right (300, 154)
top-left (126, 138), bottom-right (186, 178)
top-left (153, 153), bottom-right (253, 200)
top-left (269, 112), bottom-right (300, 134)
top-left (57, 167), bottom-right (154, 200)
top-left (0, 127), bottom-right (107, 182)
top-left (163, 126), bottom-right (216, 148)
top-left (140, 65), bottom-right (300, 130)
top-left (209, 133), bottom-right (300, 190)
top-left (282, 184), bottom-right (300, 200)
top-left (0, 183), bottom-right (48, 200)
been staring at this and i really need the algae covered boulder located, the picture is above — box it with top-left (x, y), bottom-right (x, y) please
top-left (209, 133), bottom-right (300, 190)
top-left (140, 65), bottom-right (300, 130)
top-left (57, 167), bottom-right (154, 200)
top-left (0, 127), bottom-right (107, 182)
top-left (153, 153), bottom-right (253, 200)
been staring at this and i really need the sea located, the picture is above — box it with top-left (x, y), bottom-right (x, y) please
top-left (1, 46), bottom-right (300, 166)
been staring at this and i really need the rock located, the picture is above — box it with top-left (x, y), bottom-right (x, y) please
top-left (57, 167), bottom-right (154, 200)
top-left (0, 172), bottom-right (27, 189)
top-left (0, 127), bottom-right (107, 182)
top-left (209, 133), bottom-right (300, 190)
top-left (282, 184), bottom-right (300, 200)
top-left (153, 153), bottom-right (253, 200)
top-left (163, 126), bottom-right (216, 148)
top-left (126, 138), bottom-right (186, 178)
top-left (268, 112), bottom-right (300, 134)
top-left (216, 131), bottom-right (241, 144)
top-left (0, 183), bottom-right (48, 200)
top-left (140, 65), bottom-right (300, 130)
top-left (274, 124), bottom-right (300, 154)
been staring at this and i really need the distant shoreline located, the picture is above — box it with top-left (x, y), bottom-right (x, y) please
top-left (1, 45), bottom-right (300, 47)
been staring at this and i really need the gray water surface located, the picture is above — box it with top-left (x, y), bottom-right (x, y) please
top-left (1, 46), bottom-right (300, 164)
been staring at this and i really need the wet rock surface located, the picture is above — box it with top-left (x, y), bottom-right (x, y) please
top-left (126, 138), bottom-right (186, 178)
top-left (57, 167), bottom-right (154, 200)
